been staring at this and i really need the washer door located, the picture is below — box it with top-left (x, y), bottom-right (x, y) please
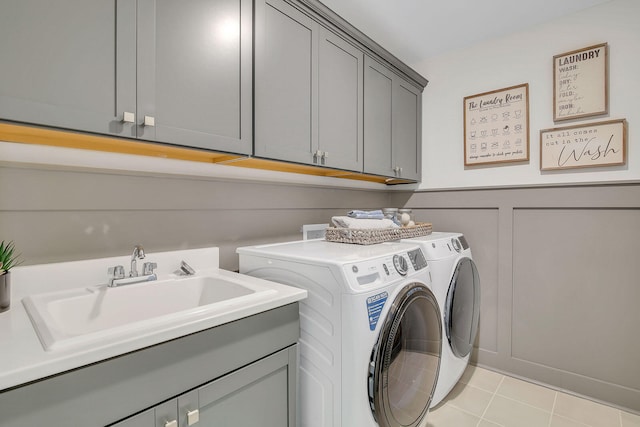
top-left (445, 257), bottom-right (480, 358)
top-left (368, 283), bottom-right (442, 427)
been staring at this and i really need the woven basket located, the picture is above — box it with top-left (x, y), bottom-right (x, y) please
top-left (325, 222), bottom-right (432, 245)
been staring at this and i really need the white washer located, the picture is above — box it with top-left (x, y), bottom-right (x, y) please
top-left (403, 232), bottom-right (480, 407)
top-left (238, 240), bottom-right (442, 427)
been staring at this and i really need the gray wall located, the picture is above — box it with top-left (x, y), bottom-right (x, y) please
top-left (2, 162), bottom-right (639, 413)
top-left (0, 164), bottom-right (389, 270)
top-left (391, 184), bottom-right (640, 413)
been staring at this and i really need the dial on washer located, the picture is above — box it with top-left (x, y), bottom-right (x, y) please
top-left (392, 254), bottom-right (408, 276)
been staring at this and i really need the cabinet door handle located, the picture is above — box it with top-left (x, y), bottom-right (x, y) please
top-left (164, 420), bottom-right (177, 427)
top-left (320, 151), bottom-right (328, 165)
top-left (187, 409), bottom-right (200, 425)
top-left (122, 111), bottom-right (135, 123)
top-left (143, 115), bottom-right (156, 127)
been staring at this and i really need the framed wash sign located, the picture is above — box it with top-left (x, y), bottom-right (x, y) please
top-left (540, 119), bottom-right (626, 171)
top-left (463, 83), bottom-right (529, 166)
top-left (553, 43), bottom-right (608, 122)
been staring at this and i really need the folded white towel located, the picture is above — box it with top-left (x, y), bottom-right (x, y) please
top-left (331, 216), bottom-right (399, 229)
top-left (347, 210), bottom-right (384, 219)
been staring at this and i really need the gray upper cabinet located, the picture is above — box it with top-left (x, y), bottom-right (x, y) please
top-left (364, 56), bottom-right (422, 181)
top-left (254, 0), bottom-right (318, 165)
top-left (0, 0), bottom-right (136, 137)
top-left (254, 0), bottom-right (364, 172)
top-left (0, 0), bottom-right (251, 155)
top-left (364, 56), bottom-right (394, 178)
top-left (136, 0), bottom-right (252, 154)
top-left (2, 0), bottom-right (424, 181)
top-left (318, 28), bottom-right (364, 171)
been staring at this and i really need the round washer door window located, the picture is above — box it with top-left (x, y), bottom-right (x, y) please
top-left (445, 257), bottom-right (480, 358)
top-left (368, 283), bottom-right (442, 427)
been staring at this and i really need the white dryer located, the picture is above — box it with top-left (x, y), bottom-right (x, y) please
top-left (237, 240), bottom-right (442, 427)
top-left (403, 232), bottom-right (480, 407)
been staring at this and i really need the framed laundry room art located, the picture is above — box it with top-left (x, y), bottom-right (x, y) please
top-left (463, 83), bottom-right (530, 166)
top-left (553, 43), bottom-right (608, 122)
top-left (540, 119), bottom-right (626, 171)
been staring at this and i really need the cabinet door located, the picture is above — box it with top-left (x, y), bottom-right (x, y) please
top-left (363, 56), bottom-right (394, 177)
top-left (193, 347), bottom-right (294, 427)
top-left (115, 400), bottom-right (179, 427)
top-left (392, 78), bottom-right (422, 181)
top-left (318, 28), bottom-right (364, 172)
top-left (112, 408), bottom-right (155, 427)
top-left (136, 0), bottom-right (252, 154)
top-left (0, 0), bottom-right (136, 137)
top-left (254, 0), bottom-right (318, 165)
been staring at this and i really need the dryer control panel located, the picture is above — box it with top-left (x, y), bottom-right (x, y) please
top-left (421, 234), bottom-right (470, 260)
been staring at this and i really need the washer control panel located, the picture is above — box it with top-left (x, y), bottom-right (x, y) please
top-left (343, 248), bottom-right (428, 288)
top-left (408, 248), bottom-right (428, 271)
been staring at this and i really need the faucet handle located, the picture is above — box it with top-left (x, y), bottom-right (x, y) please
top-left (142, 262), bottom-right (157, 275)
top-left (179, 260), bottom-right (196, 276)
top-left (108, 265), bottom-right (125, 284)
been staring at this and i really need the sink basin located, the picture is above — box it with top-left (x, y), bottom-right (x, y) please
top-left (23, 274), bottom-right (277, 351)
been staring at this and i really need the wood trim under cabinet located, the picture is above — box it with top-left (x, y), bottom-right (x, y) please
top-left (0, 122), bottom-right (414, 185)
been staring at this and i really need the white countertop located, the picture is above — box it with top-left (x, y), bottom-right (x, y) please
top-left (0, 247), bottom-right (306, 392)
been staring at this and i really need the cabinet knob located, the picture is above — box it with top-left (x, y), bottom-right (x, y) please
top-left (164, 420), bottom-right (177, 427)
top-left (143, 115), bottom-right (156, 127)
top-left (187, 409), bottom-right (200, 425)
top-left (122, 111), bottom-right (135, 123)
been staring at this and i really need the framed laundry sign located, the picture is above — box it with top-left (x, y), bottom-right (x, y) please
top-left (463, 83), bottom-right (529, 166)
top-left (553, 43), bottom-right (608, 122)
top-left (540, 119), bottom-right (626, 171)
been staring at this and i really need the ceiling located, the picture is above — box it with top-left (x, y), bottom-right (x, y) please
top-left (319, 0), bottom-right (612, 65)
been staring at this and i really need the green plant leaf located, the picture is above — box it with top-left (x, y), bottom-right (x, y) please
top-left (0, 240), bottom-right (22, 271)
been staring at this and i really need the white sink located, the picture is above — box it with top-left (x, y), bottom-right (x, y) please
top-left (23, 274), bottom-right (277, 351)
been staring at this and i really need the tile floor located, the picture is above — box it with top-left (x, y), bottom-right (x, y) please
top-left (425, 366), bottom-right (640, 427)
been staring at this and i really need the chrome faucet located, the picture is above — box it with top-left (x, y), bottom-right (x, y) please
top-left (107, 245), bottom-right (158, 287)
top-left (130, 244), bottom-right (145, 277)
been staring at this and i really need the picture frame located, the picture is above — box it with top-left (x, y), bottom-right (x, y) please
top-left (463, 83), bottom-right (529, 166)
top-left (553, 43), bottom-right (608, 122)
top-left (540, 119), bottom-right (626, 171)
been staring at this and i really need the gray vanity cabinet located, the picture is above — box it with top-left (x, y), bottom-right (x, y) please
top-left (0, 0), bottom-right (136, 137)
top-left (113, 348), bottom-right (293, 427)
top-left (0, 304), bottom-right (299, 427)
top-left (364, 56), bottom-right (422, 181)
top-left (186, 348), bottom-right (291, 427)
top-left (254, 0), bottom-right (364, 172)
top-left (112, 409), bottom-right (155, 427)
top-left (0, 0), bottom-right (252, 155)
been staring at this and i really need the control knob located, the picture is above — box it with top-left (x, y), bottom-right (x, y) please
top-left (393, 254), bottom-right (408, 276)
